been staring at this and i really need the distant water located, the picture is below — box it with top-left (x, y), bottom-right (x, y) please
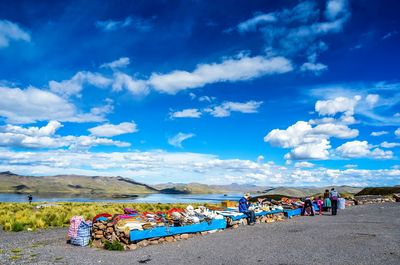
top-left (0, 193), bottom-right (242, 204)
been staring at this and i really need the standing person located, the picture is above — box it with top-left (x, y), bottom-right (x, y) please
top-left (238, 193), bottom-right (255, 225)
top-left (330, 188), bottom-right (340, 215)
top-left (316, 196), bottom-right (324, 215)
top-left (301, 196), bottom-right (315, 216)
top-left (323, 189), bottom-right (331, 212)
top-left (28, 194), bottom-right (33, 204)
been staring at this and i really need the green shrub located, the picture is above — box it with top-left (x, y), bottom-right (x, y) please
top-left (11, 222), bottom-right (24, 232)
top-left (104, 240), bottom-right (124, 251)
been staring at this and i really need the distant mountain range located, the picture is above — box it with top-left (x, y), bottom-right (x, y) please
top-left (0, 171), bottom-right (363, 198)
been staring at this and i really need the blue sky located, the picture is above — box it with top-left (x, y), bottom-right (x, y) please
top-left (0, 0), bottom-right (399, 186)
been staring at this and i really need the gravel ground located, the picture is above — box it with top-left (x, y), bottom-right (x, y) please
top-left (0, 203), bottom-right (399, 265)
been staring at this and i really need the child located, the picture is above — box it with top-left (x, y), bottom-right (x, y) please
top-left (316, 196), bottom-right (324, 215)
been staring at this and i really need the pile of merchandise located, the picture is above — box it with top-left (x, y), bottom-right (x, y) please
top-left (90, 205), bottom-right (225, 249)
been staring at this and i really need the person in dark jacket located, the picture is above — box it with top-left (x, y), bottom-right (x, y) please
top-left (301, 196), bottom-right (315, 216)
top-left (330, 188), bottom-right (340, 216)
top-left (238, 193), bottom-right (255, 225)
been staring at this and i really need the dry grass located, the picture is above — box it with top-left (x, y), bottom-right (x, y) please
top-left (0, 202), bottom-right (216, 232)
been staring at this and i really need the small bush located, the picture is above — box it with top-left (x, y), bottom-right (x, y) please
top-left (104, 240), bottom-right (124, 251)
top-left (11, 222), bottom-right (24, 232)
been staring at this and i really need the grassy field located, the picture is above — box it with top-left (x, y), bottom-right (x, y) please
top-left (0, 202), bottom-right (217, 232)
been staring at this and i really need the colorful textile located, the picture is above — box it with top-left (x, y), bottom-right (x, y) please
top-left (124, 208), bottom-right (138, 215)
top-left (92, 213), bottom-right (112, 223)
top-left (68, 216), bottom-right (84, 238)
top-left (323, 198), bottom-right (332, 208)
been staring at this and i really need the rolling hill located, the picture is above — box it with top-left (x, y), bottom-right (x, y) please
top-left (0, 171), bottom-right (158, 197)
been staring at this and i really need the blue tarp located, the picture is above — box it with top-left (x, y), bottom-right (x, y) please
top-left (284, 208), bottom-right (302, 218)
top-left (219, 209), bottom-right (283, 221)
top-left (130, 219), bottom-right (227, 242)
top-left (284, 203), bottom-right (320, 218)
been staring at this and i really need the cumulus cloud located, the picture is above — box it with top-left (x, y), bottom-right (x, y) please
top-left (88, 122), bottom-right (138, 137)
top-left (1, 148), bottom-right (399, 186)
top-left (371, 131), bottom-right (388, 137)
top-left (336, 140), bottom-right (393, 159)
top-left (0, 20), bottom-right (30, 48)
top-left (300, 62), bottom-right (328, 75)
top-left (148, 55), bottom-right (292, 94)
top-left (0, 122), bottom-right (130, 149)
top-left (380, 142), bottom-right (400, 148)
top-left (395, 128), bottom-right (400, 137)
top-left (315, 95), bottom-right (361, 116)
top-left (206, 101), bottom-right (263, 117)
top-left (112, 72), bottom-right (149, 95)
top-left (170, 109), bottom-right (202, 119)
top-left (100, 57), bottom-right (130, 69)
top-left (0, 86), bottom-right (105, 124)
top-left (49, 71), bottom-right (112, 98)
top-left (294, 161), bottom-right (315, 168)
top-left (168, 133), bottom-right (195, 148)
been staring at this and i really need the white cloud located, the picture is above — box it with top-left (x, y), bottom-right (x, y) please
top-left (170, 109), bottom-right (202, 119)
top-left (234, 1), bottom-right (350, 69)
top-left (3, 121), bottom-right (62, 137)
top-left (300, 62), bottom-right (328, 75)
top-left (284, 139), bottom-right (331, 160)
top-left (100, 57), bottom-right (130, 69)
top-left (0, 20), bottom-right (30, 48)
top-left (380, 142), bottom-right (400, 148)
top-left (325, 0), bottom-right (349, 21)
top-left (148, 55), bottom-right (292, 94)
top-left (237, 13), bottom-right (277, 33)
top-left (365, 94), bottom-right (379, 108)
top-left (0, 86), bottom-right (105, 124)
top-left (395, 128), bottom-right (400, 137)
top-left (294, 161), bottom-right (315, 168)
top-left (313, 123), bottom-right (358, 138)
top-left (265, 114), bottom-right (360, 161)
top-left (168, 133), bottom-right (195, 148)
top-left (198, 96), bottom-right (215, 103)
top-left (88, 122), bottom-right (138, 137)
top-left (0, 148), bottom-right (399, 186)
top-left (336, 140), bottom-right (393, 159)
top-left (207, 100), bottom-right (263, 118)
top-left (95, 16), bottom-right (152, 32)
top-left (265, 121), bottom-right (331, 160)
top-left (112, 72), bottom-right (149, 95)
top-left (315, 95), bottom-right (361, 116)
top-left (371, 131), bottom-right (388, 137)
top-left (344, 164), bottom-right (357, 168)
top-left (49, 71), bottom-right (112, 98)
top-left (0, 122), bottom-right (130, 149)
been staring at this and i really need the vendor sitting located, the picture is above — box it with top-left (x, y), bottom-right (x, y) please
top-left (238, 193), bottom-right (256, 225)
top-left (301, 196), bottom-right (315, 216)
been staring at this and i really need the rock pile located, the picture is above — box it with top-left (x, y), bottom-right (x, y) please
top-left (354, 195), bottom-right (396, 205)
top-left (91, 219), bottom-right (224, 250)
top-left (91, 212), bottom-right (287, 250)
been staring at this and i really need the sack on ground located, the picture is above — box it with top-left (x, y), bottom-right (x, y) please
top-left (70, 220), bottom-right (92, 246)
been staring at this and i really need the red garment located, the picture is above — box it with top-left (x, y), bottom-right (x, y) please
top-left (92, 213), bottom-right (112, 223)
